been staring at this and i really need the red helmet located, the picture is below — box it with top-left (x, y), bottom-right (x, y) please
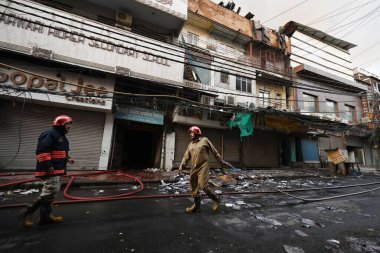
top-left (53, 115), bottom-right (73, 126)
top-left (188, 126), bottom-right (201, 135)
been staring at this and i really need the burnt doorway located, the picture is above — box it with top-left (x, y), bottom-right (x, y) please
top-left (111, 121), bottom-right (163, 170)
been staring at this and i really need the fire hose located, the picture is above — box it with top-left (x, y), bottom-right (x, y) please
top-left (1, 169), bottom-right (380, 209)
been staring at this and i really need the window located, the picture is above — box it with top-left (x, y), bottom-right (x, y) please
top-left (344, 105), bottom-right (355, 121)
top-left (220, 72), bottom-right (229, 84)
top-left (236, 76), bottom-right (252, 93)
top-left (303, 93), bottom-right (317, 112)
top-left (259, 90), bottom-right (270, 107)
top-left (325, 100), bottom-right (337, 118)
top-left (187, 32), bottom-right (199, 46)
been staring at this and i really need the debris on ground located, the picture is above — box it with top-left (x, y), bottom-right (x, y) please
top-left (301, 218), bottom-right (323, 228)
top-left (325, 239), bottom-right (340, 250)
top-left (346, 236), bottom-right (380, 252)
top-left (294, 230), bottom-right (308, 237)
top-left (283, 245), bottom-right (305, 253)
top-left (255, 214), bottom-right (282, 226)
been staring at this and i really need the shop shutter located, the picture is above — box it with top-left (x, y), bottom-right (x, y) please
top-left (223, 128), bottom-right (240, 164)
top-left (301, 138), bottom-right (319, 162)
top-left (0, 99), bottom-right (105, 171)
top-left (244, 130), bottom-right (279, 168)
top-left (173, 125), bottom-right (225, 169)
top-left (174, 125), bottom-right (190, 168)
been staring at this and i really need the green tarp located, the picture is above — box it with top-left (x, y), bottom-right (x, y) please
top-left (227, 113), bottom-right (254, 137)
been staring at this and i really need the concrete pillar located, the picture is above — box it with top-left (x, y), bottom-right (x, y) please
top-left (98, 112), bottom-right (114, 170)
top-left (164, 132), bottom-right (176, 171)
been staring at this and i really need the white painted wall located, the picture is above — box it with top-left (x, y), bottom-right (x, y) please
top-left (164, 132), bottom-right (176, 171)
top-left (291, 31), bottom-right (354, 81)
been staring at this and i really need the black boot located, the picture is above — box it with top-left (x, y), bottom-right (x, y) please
top-left (38, 200), bottom-right (63, 225)
top-left (205, 189), bottom-right (220, 213)
top-left (18, 197), bottom-right (44, 228)
top-left (185, 197), bottom-right (201, 213)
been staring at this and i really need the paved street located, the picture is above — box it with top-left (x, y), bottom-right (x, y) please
top-left (1, 175), bottom-right (380, 253)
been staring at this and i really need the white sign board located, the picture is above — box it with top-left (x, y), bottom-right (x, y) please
top-left (0, 61), bottom-right (114, 111)
top-left (0, 0), bottom-right (184, 85)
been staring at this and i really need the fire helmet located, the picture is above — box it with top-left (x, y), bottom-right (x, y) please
top-left (53, 115), bottom-right (73, 126)
top-left (188, 126), bottom-right (201, 135)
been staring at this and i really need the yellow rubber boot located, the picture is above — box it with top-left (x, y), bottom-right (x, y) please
top-left (38, 201), bottom-right (64, 225)
top-left (18, 197), bottom-right (44, 229)
top-left (185, 197), bottom-right (201, 213)
top-left (212, 198), bottom-right (220, 213)
top-left (18, 210), bottom-right (34, 229)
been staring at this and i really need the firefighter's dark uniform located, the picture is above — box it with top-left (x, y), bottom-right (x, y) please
top-left (19, 126), bottom-right (70, 228)
top-left (179, 136), bottom-right (226, 212)
top-left (36, 127), bottom-right (69, 178)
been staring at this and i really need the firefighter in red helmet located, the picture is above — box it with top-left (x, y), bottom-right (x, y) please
top-left (178, 126), bottom-right (231, 213)
top-left (18, 115), bottom-right (74, 228)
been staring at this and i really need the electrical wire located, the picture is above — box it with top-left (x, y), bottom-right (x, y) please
top-left (0, 1), bottom-right (367, 96)
top-left (262, 0), bottom-right (310, 24)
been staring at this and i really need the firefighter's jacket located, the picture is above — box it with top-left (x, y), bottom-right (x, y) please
top-left (35, 126), bottom-right (69, 178)
top-left (180, 137), bottom-right (223, 173)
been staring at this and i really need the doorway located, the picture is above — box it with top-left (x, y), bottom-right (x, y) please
top-left (111, 121), bottom-right (163, 169)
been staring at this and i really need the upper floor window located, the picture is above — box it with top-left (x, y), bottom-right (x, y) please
top-left (187, 32), bottom-right (199, 47)
top-left (344, 105), bottom-right (355, 122)
top-left (220, 72), bottom-right (229, 84)
top-left (259, 90), bottom-right (270, 107)
top-left (236, 76), bottom-right (252, 93)
top-left (303, 93), bottom-right (317, 112)
top-left (325, 99), bottom-right (337, 118)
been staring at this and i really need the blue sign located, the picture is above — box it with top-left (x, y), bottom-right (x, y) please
top-left (115, 106), bottom-right (164, 125)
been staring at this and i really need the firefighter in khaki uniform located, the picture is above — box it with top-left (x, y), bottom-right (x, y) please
top-left (178, 126), bottom-right (231, 213)
top-left (18, 115), bottom-right (74, 228)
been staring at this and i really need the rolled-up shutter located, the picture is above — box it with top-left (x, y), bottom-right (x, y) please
top-left (0, 99), bottom-right (105, 171)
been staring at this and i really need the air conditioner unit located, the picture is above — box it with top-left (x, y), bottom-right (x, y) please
top-left (116, 10), bottom-right (133, 29)
top-left (200, 95), bottom-right (215, 106)
top-left (226, 96), bottom-right (235, 105)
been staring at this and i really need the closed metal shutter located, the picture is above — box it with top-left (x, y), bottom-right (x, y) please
top-left (174, 125), bottom-right (224, 169)
top-left (301, 138), bottom-right (319, 161)
top-left (223, 128), bottom-right (240, 164)
top-left (244, 130), bottom-right (279, 168)
top-left (0, 99), bottom-right (105, 171)
top-left (173, 125), bottom-right (189, 168)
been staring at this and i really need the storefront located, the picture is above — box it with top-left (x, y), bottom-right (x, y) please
top-left (110, 105), bottom-right (165, 169)
top-left (172, 106), bottom-right (240, 169)
top-left (0, 61), bottom-right (114, 171)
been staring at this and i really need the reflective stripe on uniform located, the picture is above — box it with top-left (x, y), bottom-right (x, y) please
top-left (37, 153), bottom-right (52, 162)
top-left (51, 151), bottom-right (67, 159)
top-left (35, 169), bottom-right (65, 177)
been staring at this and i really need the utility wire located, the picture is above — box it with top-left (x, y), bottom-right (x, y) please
top-left (262, 0), bottom-right (310, 24)
top-left (1, 1), bottom-right (365, 94)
